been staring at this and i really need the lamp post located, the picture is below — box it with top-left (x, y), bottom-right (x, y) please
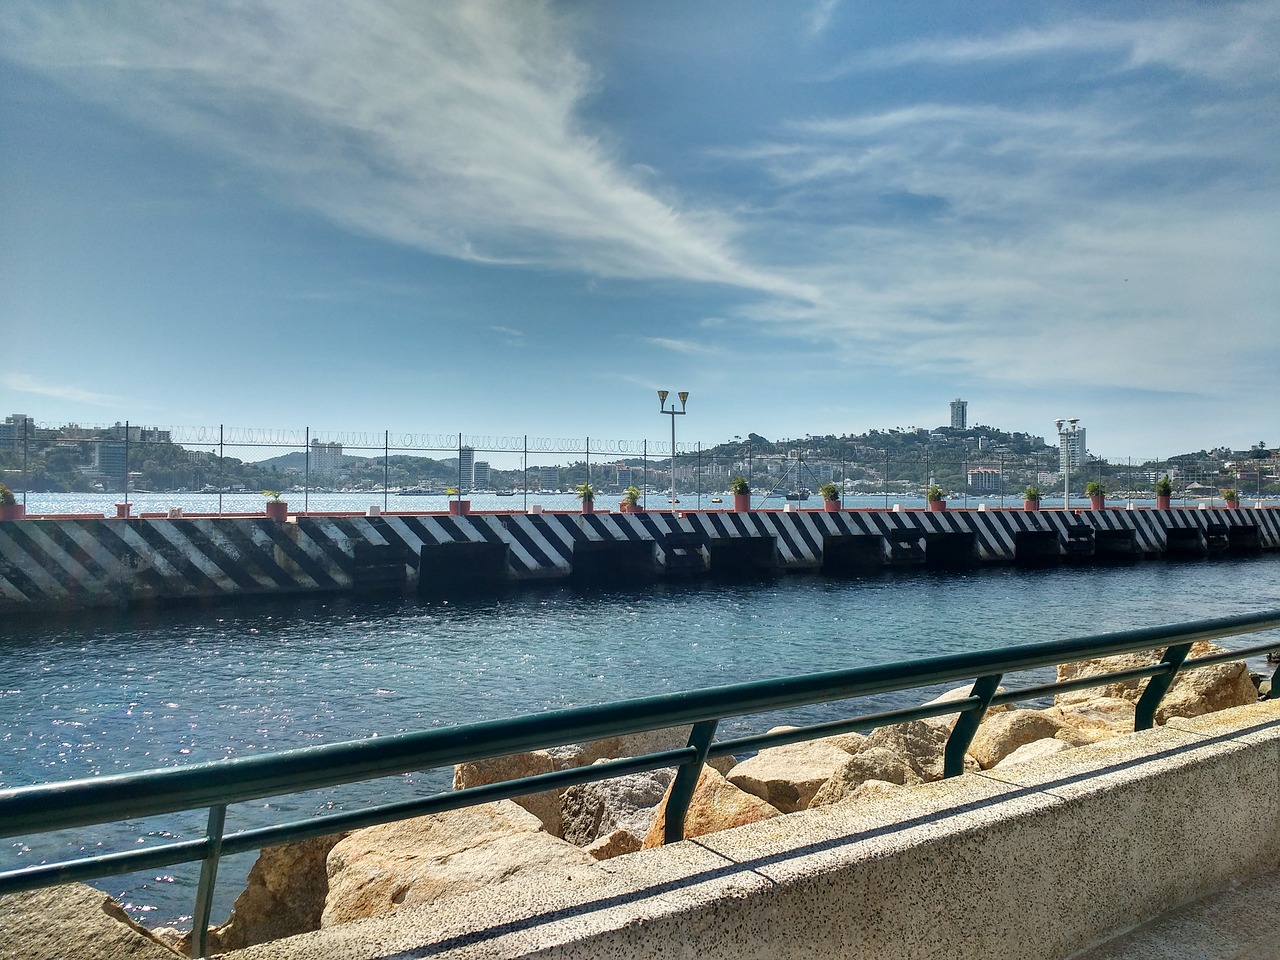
top-left (1055, 417), bottom-right (1082, 510)
top-left (658, 390), bottom-right (689, 504)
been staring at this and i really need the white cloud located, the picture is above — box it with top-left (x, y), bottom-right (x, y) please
top-left (0, 1), bottom-right (811, 300)
top-left (642, 337), bottom-right (720, 356)
top-left (2, 373), bottom-right (121, 406)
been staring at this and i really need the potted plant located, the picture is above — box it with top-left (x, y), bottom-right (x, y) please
top-left (729, 476), bottom-right (751, 512)
top-left (818, 482), bottom-right (841, 512)
top-left (1220, 487), bottom-right (1240, 509)
top-left (1022, 485), bottom-right (1042, 512)
top-left (1154, 474), bottom-right (1173, 510)
top-left (926, 484), bottom-right (946, 511)
top-left (263, 490), bottom-right (288, 522)
top-left (0, 483), bottom-right (23, 521)
top-left (446, 487), bottom-right (470, 516)
top-left (620, 485), bottom-right (642, 514)
top-left (1085, 480), bottom-right (1107, 510)
top-left (575, 481), bottom-right (598, 514)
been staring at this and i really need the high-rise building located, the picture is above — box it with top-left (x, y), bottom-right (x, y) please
top-left (538, 465), bottom-right (559, 490)
top-left (1059, 428), bottom-right (1086, 474)
top-left (458, 446), bottom-right (475, 492)
top-left (950, 399), bottom-right (968, 430)
top-left (309, 440), bottom-right (344, 478)
top-left (472, 461), bottom-right (490, 489)
top-left (1, 414), bottom-right (32, 451)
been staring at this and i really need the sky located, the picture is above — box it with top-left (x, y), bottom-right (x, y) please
top-left (1, 1), bottom-right (1277, 461)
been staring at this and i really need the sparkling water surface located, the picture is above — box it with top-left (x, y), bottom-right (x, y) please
top-left (3, 556), bottom-right (1280, 927)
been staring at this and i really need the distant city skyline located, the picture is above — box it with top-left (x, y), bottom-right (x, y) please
top-left (3, 3), bottom-right (1278, 460)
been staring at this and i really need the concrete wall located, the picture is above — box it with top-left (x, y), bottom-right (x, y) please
top-left (233, 700), bottom-right (1280, 960)
top-left (2, 506), bottom-right (1279, 612)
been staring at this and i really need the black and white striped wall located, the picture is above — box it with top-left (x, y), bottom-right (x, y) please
top-left (2, 506), bottom-right (1278, 612)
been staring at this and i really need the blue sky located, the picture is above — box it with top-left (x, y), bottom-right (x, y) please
top-left (1, 1), bottom-right (1277, 460)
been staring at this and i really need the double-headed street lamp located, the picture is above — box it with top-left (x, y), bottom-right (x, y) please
top-left (1055, 417), bottom-right (1082, 510)
top-left (658, 390), bottom-right (689, 504)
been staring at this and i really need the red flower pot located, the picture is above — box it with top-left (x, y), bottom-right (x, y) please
top-left (581, 500), bottom-right (595, 514)
top-left (0, 503), bottom-right (24, 520)
top-left (448, 500), bottom-right (470, 516)
top-left (1023, 499), bottom-right (1040, 512)
top-left (1224, 499), bottom-right (1240, 509)
top-left (1156, 495), bottom-right (1171, 510)
top-left (823, 499), bottom-right (840, 512)
top-left (265, 501), bottom-right (288, 522)
top-left (1089, 495), bottom-right (1105, 510)
top-left (928, 499), bottom-right (946, 512)
top-left (733, 492), bottom-right (751, 512)
top-left (115, 503), bottom-right (132, 518)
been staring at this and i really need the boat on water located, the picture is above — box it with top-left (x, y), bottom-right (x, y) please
top-left (710, 496), bottom-right (723, 503)
top-left (785, 488), bottom-right (811, 501)
top-left (495, 491), bottom-right (515, 497)
top-left (397, 487), bottom-right (447, 496)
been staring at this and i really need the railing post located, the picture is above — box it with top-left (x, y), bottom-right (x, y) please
top-left (1134, 643), bottom-right (1192, 730)
top-left (943, 674), bottom-right (1002, 778)
top-left (191, 803), bottom-right (227, 960)
top-left (664, 720), bottom-right (718, 845)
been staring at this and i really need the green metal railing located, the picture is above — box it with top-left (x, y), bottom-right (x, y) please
top-left (3, 610), bottom-right (1280, 957)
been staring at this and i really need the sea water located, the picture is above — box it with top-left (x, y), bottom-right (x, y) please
top-left (3, 556), bottom-right (1280, 927)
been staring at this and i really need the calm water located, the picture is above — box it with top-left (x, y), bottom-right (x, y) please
top-left (4, 557), bottom-right (1280, 927)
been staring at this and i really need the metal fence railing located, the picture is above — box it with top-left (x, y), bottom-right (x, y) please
top-left (3, 418), bottom-right (1277, 513)
top-left (2, 609), bottom-right (1279, 957)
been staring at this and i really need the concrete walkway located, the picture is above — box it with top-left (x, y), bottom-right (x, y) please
top-left (1072, 866), bottom-right (1280, 960)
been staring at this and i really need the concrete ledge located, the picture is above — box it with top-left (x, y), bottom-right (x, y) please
top-left (228, 701), bottom-right (1280, 960)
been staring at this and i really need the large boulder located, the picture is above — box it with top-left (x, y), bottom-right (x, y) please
top-left (452, 749), bottom-right (563, 837)
top-left (584, 829), bottom-right (642, 861)
top-left (727, 736), bottom-right (861, 813)
top-left (184, 834), bottom-right (345, 955)
top-left (968, 709), bottom-right (1069, 770)
top-left (1056, 641), bottom-right (1256, 724)
top-left (642, 766), bottom-right (781, 848)
top-left (560, 764), bottom-right (674, 846)
top-left (991, 738), bottom-right (1071, 771)
top-left (0, 883), bottom-right (182, 959)
top-left (548, 726), bottom-right (693, 770)
top-left (809, 746), bottom-right (920, 807)
top-left (1048, 697), bottom-right (1136, 742)
top-left (322, 800), bottom-right (598, 927)
top-left (861, 718), bottom-right (977, 783)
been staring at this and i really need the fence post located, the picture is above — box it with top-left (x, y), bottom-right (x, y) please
top-left (664, 720), bottom-right (718, 844)
top-left (384, 431), bottom-right (390, 513)
top-left (944, 674), bottom-right (1002, 777)
top-left (304, 427), bottom-right (310, 515)
top-left (1134, 644), bottom-right (1191, 730)
top-left (191, 802), bottom-right (227, 960)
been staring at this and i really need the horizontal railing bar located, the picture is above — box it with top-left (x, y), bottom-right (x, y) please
top-left (0, 838), bottom-right (209, 896)
top-left (707, 697), bottom-right (983, 757)
top-left (988, 664), bottom-right (1172, 707)
top-left (220, 748), bottom-right (697, 857)
top-left (3, 610), bottom-right (1278, 839)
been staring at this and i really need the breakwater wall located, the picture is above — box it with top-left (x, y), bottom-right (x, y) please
top-left (2, 505), bottom-right (1278, 613)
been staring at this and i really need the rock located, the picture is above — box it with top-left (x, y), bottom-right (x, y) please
top-left (727, 738), bottom-right (860, 813)
top-left (1049, 697), bottom-right (1136, 740)
top-left (809, 747), bottom-right (920, 807)
top-left (817, 731), bottom-right (868, 754)
top-left (968, 709), bottom-right (1068, 770)
top-left (0, 883), bottom-right (182, 959)
top-left (322, 800), bottom-right (599, 926)
top-left (861, 718), bottom-right (976, 783)
top-left (922, 683), bottom-right (1011, 721)
top-left (642, 766), bottom-right (781, 847)
top-left (584, 829), bottom-right (642, 861)
top-left (184, 834), bottom-right (345, 954)
top-left (560, 765), bottom-right (674, 846)
top-left (992, 738), bottom-right (1071, 771)
top-left (1056, 641), bottom-right (1256, 723)
top-left (453, 749), bottom-right (563, 837)
top-left (548, 726), bottom-right (693, 770)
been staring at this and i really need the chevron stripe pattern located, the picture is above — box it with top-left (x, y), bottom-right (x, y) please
top-left (2, 507), bottom-right (1278, 611)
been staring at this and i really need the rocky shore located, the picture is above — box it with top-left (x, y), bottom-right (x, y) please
top-left (0, 642), bottom-right (1261, 959)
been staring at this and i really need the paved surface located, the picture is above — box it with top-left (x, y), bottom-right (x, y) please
top-left (1072, 866), bottom-right (1280, 960)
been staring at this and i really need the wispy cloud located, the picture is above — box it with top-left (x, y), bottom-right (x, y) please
top-left (836, 9), bottom-right (1280, 83)
top-left (0, 1), bottom-right (810, 301)
top-left (2, 373), bottom-right (121, 406)
top-left (642, 337), bottom-right (720, 356)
